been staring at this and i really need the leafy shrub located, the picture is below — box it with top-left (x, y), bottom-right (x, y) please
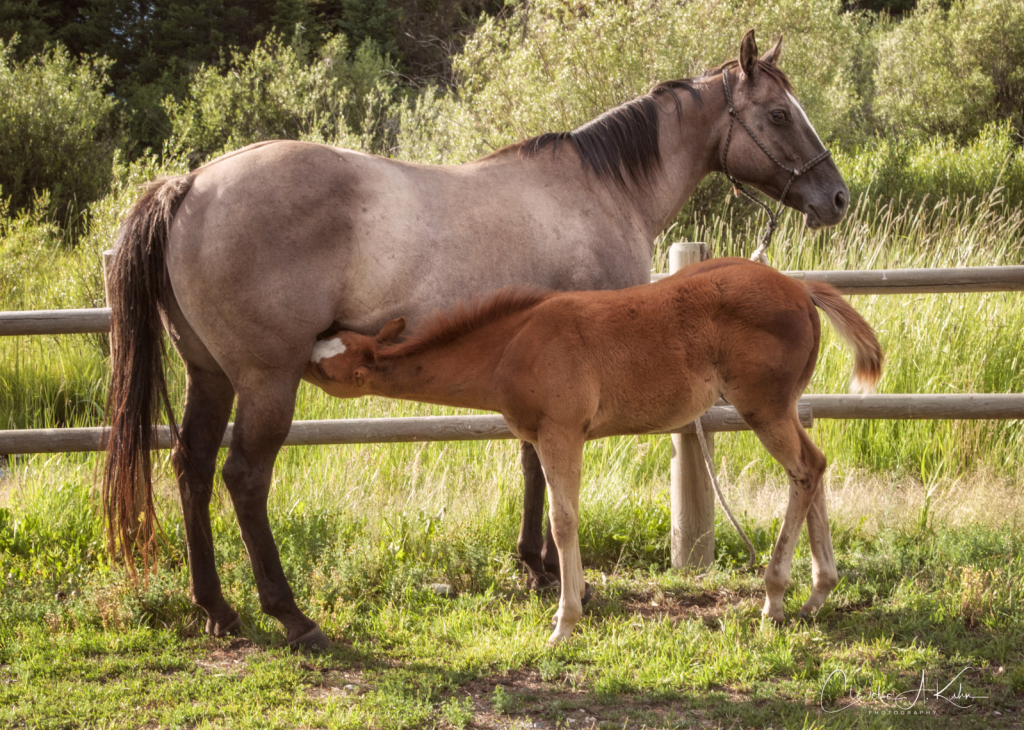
top-left (428, 0), bottom-right (867, 163)
top-left (837, 120), bottom-right (1024, 206)
top-left (0, 38), bottom-right (119, 222)
top-left (164, 32), bottom-right (399, 162)
top-left (873, 0), bottom-right (1024, 141)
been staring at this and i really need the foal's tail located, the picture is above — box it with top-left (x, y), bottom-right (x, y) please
top-left (103, 175), bottom-right (194, 571)
top-left (805, 281), bottom-right (883, 393)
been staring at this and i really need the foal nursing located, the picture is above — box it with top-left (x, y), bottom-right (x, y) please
top-left (306, 258), bottom-right (882, 644)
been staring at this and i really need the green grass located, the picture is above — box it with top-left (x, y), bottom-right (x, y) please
top-left (1, 472), bottom-right (1022, 728)
top-left (2, 193), bottom-right (1024, 727)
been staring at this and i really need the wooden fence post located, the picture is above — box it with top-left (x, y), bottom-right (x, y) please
top-left (669, 242), bottom-right (715, 569)
top-left (102, 249), bottom-right (116, 307)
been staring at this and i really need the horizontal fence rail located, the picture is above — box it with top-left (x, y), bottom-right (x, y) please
top-left (0, 403), bottom-right (814, 455)
top-left (650, 265), bottom-right (1024, 293)
top-left (3, 395), bottom-right (1023, 455)
top-left (5, 266), bottom-right (1024, 337)
top-left (0, 308), bottom-right (112, 336)
top-left (801, 393), bottom-right (1024, 419)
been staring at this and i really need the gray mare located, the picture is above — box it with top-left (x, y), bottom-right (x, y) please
top-left (104, 31), bottom-right (848, 649)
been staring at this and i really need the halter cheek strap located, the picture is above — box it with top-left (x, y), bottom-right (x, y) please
top-left (720, 68), bottom-right (832, 263)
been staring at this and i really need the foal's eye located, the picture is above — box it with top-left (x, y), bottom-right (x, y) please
top-left (771, 109), bottom-right (788, 123)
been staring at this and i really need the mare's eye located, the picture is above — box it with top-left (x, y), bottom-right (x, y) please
top-left (771, 109), bottom-right (788, 123)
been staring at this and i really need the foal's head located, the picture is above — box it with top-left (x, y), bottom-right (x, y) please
top-left (713, 30), bottom-right (849, 229)
top-left (309, 317), bottom-right (406, 396)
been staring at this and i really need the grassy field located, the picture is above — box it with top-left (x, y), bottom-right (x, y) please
top-left (1, 192), bottom-right (1024, 728)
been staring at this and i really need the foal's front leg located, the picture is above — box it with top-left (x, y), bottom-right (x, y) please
top-left (533, 430), bottom-right (587, 645)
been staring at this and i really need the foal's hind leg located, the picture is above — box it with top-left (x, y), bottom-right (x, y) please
top-left (801, 485), bottom-right (838, 617)
top-left (220, 373), bottom-right (328, 649)
top-left (742, 411), bottom-right (828, 623)
top-left (517, 442), bottom-right (560, 588)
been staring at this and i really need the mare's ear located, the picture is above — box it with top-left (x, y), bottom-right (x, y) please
top-left (376, 317), bottom-right (406, 343)
top-left (760, 35), bottom-right (783, 67)
top-left (739, 29), bottom-right (759, 82)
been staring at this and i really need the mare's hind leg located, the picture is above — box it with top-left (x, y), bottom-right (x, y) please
top-left (740, 410), bottom-right (828, 623)
top-left (172, 364), bottom-right (237, 635)
top-left (517, 442), bottom-right (560, 588)
top-left (220, 372), bottom-right (328, 649)
top-left (164, 297), bottom-right (239, 635)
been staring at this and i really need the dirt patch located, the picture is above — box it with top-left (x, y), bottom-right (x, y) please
top-left (619, 588), bottom-right (755, 622)
top-left (441, 671), bottom-right (715, 729)
top-left (305, 665), bottom-right (370, 702)
top-left (194, 637), bottom-right (259, 675)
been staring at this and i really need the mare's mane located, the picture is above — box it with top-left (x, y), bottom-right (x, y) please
top-left (705, 58), bottom-right (794, 93)
top-left (502, 59), bottom-right (792, 191)
top-left (379, 287), bottom-right (553, 359)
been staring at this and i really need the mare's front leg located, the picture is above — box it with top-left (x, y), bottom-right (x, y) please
top-left (533, 429), bottom-right (587, 645)
top-left (220, 370), bottom-right (329, 649)
top-left (517, 441), bottom-right (560, 588)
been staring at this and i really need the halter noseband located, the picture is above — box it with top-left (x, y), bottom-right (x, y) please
top-left (720, 67), bottom-right (832, 263)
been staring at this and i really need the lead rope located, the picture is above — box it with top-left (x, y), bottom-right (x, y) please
top-left (695, 417), bottom-right (756, 570)
top-left (720, 67), bottom-right (832, 265)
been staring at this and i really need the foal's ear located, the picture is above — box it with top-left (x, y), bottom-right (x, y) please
top-left (739, 28), bottom-right (759, 82)
top-left (760, 35), bottom-right (783, 67)
top-left (376, 317), bottom-right (406, 343)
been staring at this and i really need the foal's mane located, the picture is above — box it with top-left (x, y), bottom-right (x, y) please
top-left (379, 288), bottom-right (553, 359)
top-left (504, 59), bottom-right (792, 192)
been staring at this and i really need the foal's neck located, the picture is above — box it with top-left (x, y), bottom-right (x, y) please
top-left (369, 308), bottom-right (536, 412)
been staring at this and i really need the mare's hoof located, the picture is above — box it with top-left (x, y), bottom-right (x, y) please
top-left (289, 626), bottom-right (332, 652)
top-left (527, 571), bottom-right (560, 592)
top-left (206, 614), bottom-right (241, 638)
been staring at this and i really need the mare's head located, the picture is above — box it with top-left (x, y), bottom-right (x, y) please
top-left (713, 30), bottom-right (848, 229)
top-left (308, 318), bottom-right (406, 397)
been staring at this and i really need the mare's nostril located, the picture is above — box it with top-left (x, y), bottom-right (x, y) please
top-left (834, 189), bottom-right (848, 212)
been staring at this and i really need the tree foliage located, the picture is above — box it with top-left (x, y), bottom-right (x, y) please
top-left (873, 0), bottom-right (1024, 141)
top-left (0, 38), bottom-right (119, 220)
top-left (164, 32), bottom-right (399, 162)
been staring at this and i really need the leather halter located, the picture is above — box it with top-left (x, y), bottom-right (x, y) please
top-left (720, 67), bottom-right (832, 263)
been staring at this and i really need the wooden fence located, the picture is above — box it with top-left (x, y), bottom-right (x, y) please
top-left (1, 247), bottom-right (1023, 569)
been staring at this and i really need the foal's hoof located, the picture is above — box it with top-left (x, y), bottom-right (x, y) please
top-left (206, 614), bottom-right (242, 638)
top-left (581, 581), bottom-right (595, 606)
top-left (289, 626), bottom-right (332, 652)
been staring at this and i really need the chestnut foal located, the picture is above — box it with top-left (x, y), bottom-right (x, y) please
top-left (305, 258), bottom-right (882, 644)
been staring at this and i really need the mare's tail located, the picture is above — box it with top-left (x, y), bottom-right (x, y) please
top-left (805, 281), bottom-right (883, 394)
top-left (103, 175), bottom-right (194, 570)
